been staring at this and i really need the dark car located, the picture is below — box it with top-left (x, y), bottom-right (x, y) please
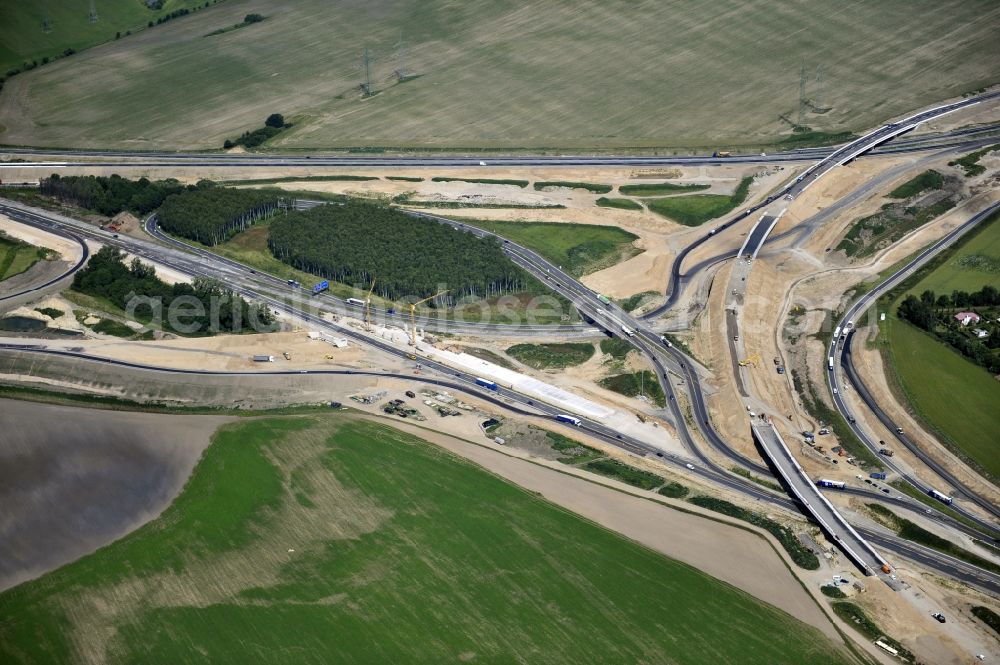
top-left (405, 390), bottom-right (416, 398)
top-left (932, 613), bottom-right (946, 623)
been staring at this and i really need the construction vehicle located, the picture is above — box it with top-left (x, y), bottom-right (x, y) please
top-left (879, 448), bottom-right (894, 457)
top-left (363, 276), bottom-right (377, 331)
top-left (408, 289), bottom-right (450, 346)
top-left (282, 351), bottom-right (291, 360)
top-left (324, 354), bottom-right (335, 360)
top-left (712, 151), bottom-right (732, 158)
top-left (738, 352), bottom-right (760, 368)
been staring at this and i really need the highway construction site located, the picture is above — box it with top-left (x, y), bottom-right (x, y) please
top-left (2, 92), bottom-right (1000, 664)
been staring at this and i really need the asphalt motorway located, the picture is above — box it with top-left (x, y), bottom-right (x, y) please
top-left (830, 201), bottom-right (1000, 526)
top-left (3, 341), bottom-right (998, 598)
top-left (2, 119), bottom-right (997, 167)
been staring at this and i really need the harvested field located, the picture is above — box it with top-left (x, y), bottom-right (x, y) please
top-left (0, 398), bottom-right (231, 591)
top-left (0, 414), bottom-right (853, 664)
top-left (1, 0), bottom-right (998, 149)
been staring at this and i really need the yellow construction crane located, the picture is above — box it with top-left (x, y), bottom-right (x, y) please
top-left (408, 289), bottom-right (450, 346)
top-left (738, 351), bottom-right (761, 368)
top-left (363, 276), bottom-right (377, 332)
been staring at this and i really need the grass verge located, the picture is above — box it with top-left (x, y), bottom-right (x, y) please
top-left (599, 371), bottom-right (666, 407)
top-left (657, 482), bottom-right (689, 499)
top-left (647, 177), bottom-right (752, 226)
top-left (686, 496), bottom-right (819, 570)
top-left (790, 369), bottom-right (880, 469)
top-left (971, 606), bottom-right (1000, 636)
top-left (887, 170), bottom-right (944, 199)
top-left (582, 458), bottom-right (664, 490)
top-left (867, 503), bottom-right (1000, 573)
top-left (831, 602), bottom-right (913, 661)
top-left (430, 177), bottom-right (528, 187)
top-left (889, 481), bottom-right (1000, 539)
top-left (533, 181), bottom-right (611, 194)
top-left (0, 235), bottom-right (46, 281)
top-left (596, 197), bottom-right (643, 211)
top-left (224, 175), bottom-right (379, 185)
top-left (731, 466), bottom-right (784, 493)
top-left (546, 431), bottom-right (605, 464)
top-left (618, 182), bottom-right (710, 197)
top-left (599, 337), bottom-right (633, 360)
top-left (452, 219), bottom-right (641, 277)
top-left (820, 585), bottom-right (846, 599)
top-left (505, 342), bottom-right (594, 369)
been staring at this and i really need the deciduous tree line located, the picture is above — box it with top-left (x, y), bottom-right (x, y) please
top-left (897, 286), bottom-right (1000, 374)
top-left (40, 174), bottom-right (187, 216)
top-left (73, 246), bottom-right (274, 335)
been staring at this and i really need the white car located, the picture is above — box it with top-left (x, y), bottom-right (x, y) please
top-left (685, 463), bottom-right (695, 470)
top-left (479, 161), bottom-right (487, 166)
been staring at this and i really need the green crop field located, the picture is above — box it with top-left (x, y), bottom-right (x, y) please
top-left (0, 0), bottom-right (211, 75)
top-left (455, 219), bottom-right (641, 276)
top-left (506, 341), bottom-right (595, 369)
top-left (1, 0), bottom-right (997, 150)
top-left (906, 212), bottom-right (1000, 294)
top-left (876, 213), bottom-right (1000, 479)
top-left (882, 314), bottom-right (1000, 480)
top-left (0, 416), bottom-right (852, 664)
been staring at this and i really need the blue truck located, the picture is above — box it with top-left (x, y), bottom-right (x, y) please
top-left (312, 280), bottom-right (329, 295)
top-left (870, 472), bottom-right (887, 480)
top-left (475, 377), bottom-right (498, 391)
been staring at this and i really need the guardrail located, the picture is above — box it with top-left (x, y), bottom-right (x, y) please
top-left (752, 422), bottom-right (889, 575)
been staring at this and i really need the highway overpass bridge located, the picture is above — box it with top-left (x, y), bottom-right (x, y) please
top-left (752, 421), bottom-right (891, 577)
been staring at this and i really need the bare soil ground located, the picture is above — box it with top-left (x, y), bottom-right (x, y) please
top-left (0, 398), bottom-right (231, 591)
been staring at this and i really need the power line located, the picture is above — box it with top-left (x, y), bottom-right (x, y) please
top-left (360, 47), bottom-right (375, 96)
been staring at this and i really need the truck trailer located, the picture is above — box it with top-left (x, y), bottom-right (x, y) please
top-left (252, 355), bottom-right (275, 362)
top-left (816, 479), bottom-right (846, 489)
top-left (928, 488), bottom-right (954, 505)
top-left (555, 414), bottom-right (582, 426)
top-left (475, 377), bottom-right (498, 391)
top-left (620, 325), bottom-right (635, 337)
top-left (827, 356), bottom-right (834, 371)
